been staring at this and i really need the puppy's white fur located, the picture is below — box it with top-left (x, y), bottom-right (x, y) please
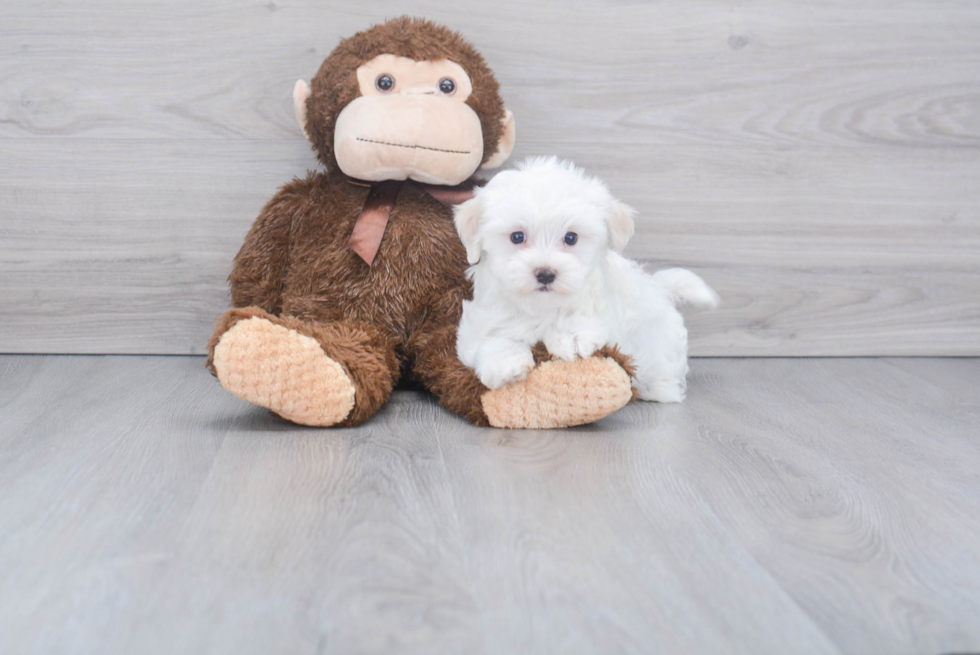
top-left (454, 157), bottom-right (719, 401)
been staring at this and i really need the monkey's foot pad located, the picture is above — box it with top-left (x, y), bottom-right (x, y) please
top-left (481, 356), bottom-right (632, 429)
top-left (212, 317), bottom-right (356, 426)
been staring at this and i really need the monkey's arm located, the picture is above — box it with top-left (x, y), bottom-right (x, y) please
top-left (228, 185), bottom-right (302, 314)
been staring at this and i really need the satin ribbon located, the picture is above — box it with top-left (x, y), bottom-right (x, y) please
top-left (347, 179), bottom-right (476, 266)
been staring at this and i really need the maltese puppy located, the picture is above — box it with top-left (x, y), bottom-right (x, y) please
top-left (453, 156), bottom-right (719, 402)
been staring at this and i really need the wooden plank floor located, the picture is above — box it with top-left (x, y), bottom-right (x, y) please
top-left (1, 355), bottom-right (978, 654)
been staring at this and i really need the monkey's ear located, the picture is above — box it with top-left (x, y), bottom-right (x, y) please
top-left (293, 80), bottom-right (312, 140)
top-left (480, 110), bottom-right (515, 170)
top-left (454, 197), bottom-right (484, 264)
top-left (607, 200), bottom-right (636, 251)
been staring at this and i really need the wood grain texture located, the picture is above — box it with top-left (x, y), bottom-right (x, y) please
top-left (1, 0), bottom-right (978, 355)
top-left (1, 355), bottom-right (979, 654)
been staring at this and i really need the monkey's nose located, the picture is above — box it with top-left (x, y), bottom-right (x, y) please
top-left (535, 268), bottom-right (557, 285)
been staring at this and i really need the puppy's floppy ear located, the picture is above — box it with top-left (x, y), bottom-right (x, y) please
top-left (454, 198), bottom-right (483, 264)
top-left (607, 200), bottom-right (636, 251)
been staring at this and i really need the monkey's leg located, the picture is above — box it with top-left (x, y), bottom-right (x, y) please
top-left (207, 307), bottom-right (399, 427)
top-left (409, 314), bottom-right (635, 429)
top-left (407, 320), bottom-right (491, 426)
top-left (481, 344), bottom-right (636, 429)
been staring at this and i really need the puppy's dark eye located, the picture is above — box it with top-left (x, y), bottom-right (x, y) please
top-left (376, 74), bottom-right (394, 92)
top-left (510, 231), bottom-right (525, 244)
top-left (439, 78), bottom-right (456, 95)
top-left (563, 232), bottom-right (578, 246)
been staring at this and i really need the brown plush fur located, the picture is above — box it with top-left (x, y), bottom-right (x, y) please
top-left (207, 170), bottom-right (493, 425)
top-left (306, 17), bottom-right (506, 172)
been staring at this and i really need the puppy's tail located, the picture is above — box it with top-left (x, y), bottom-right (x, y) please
top-left (651, 268), bottom-right (720, 309)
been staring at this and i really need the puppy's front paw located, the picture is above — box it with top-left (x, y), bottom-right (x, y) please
top-left (476, 349), bottom-right (536, 389)
top-left (572, 328), bottom-right (607, 359)
top-left (545, 328), bottom-right (608, 361)
top-left (544, 333), bottom-right (578, 361)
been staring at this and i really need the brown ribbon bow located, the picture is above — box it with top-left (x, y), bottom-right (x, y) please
top-left (347, 179), bottom-right (476, 266)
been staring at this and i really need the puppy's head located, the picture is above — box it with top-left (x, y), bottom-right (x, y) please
top-left (455, 156), bottom-right (635, 300)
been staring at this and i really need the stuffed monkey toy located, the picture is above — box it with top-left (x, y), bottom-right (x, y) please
top-left (206, 17), bottom-right (635, 428)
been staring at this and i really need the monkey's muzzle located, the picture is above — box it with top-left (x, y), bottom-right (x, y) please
top-left (334, 94), bottom-right (484, 186)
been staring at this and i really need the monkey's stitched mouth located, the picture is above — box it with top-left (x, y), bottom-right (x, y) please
top-left (356, 137), bottom-right (471, 155)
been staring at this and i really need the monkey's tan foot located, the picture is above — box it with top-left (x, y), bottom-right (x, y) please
top-left (480, 355), bottom-right (632, 429)
top-left (212, 316), bottom-right (356, 426)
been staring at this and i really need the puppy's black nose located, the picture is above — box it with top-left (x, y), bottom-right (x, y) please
top-left (535, 268), bottom-right (557, 285)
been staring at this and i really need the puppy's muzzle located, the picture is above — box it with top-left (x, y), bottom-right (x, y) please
top-left (535, 268), bottom-right (557, 286)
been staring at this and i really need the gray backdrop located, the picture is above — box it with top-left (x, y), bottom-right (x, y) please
top-left (2, 0), bottom-right (978, 356)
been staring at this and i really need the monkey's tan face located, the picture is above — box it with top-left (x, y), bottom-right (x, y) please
top-left (332, 54), bottom-right (486, 185)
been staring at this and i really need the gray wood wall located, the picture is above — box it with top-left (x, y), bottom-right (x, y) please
top-left (2, 0), bottom-right (978, 356)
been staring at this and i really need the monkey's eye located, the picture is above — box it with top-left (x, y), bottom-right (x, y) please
top-left (510, 231), bottom-right (525, 244)
top-left (375, 74), bottom-right (394, 92)
top-left (439, 78), bottom-right (456, 95)
top-left (563, 232), bottom-right (578, 246)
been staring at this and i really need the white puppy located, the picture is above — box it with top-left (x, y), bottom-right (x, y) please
top-left (454, 157), bottom-right (719, 402)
